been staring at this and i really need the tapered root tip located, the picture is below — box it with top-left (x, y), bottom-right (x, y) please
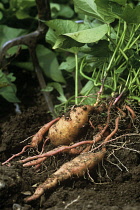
top-left (24, 188), bottom-right (44, 202)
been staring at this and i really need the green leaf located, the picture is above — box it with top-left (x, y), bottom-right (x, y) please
top-left (50, 3), bottom-right (60, 12)
top-left (80, 80), bottom-right (98, 105)
top-left (9, 0), bottom-right (36, 19)
top-left (0, 25), bottom-right (26, 55)
top-left (59, 56), bottom-right (76, 72)
top-left (73, 0), bottom-right (115, 23)
top-left (64, 24), bottom-right (108, 43)
top-left (43, 82), bottom-right (67, 103)
top-left (0, 11), bottom-right (3, 20)
top-left (42, 86), bottom-right (53, 92)
top-left (109, 3), bottom-right (140, 23)
top-left (46, 28), bottom-right (58, 46)
top-left (73, 0), bottom-right (103, 21)
top-left (85, 54), bottom-right (106, 68)
top-left (82, 40), bottom-right (110, 58)
top-left (0, 3), bottom-right (4, 9)
top-left (0, 70), bottom-right (20, 103)
top-left (80, 81), bottom-right (94, 95)
top-left (120, 5), bottom-right (140, 23)
top-left (0, 25), bottom-right (26, 46)
top-left (50, 3), bottom-right (60, 11)
top-left (46, 19), bottom-right (88, 36)
top-left (95, 0), bottom-right (117, 23)
top-left (13, 62), bottom-right (34, 71)
top-left (0, 85), bottom-right (20, 103)
top-left (53, 36), bottom-right (83, 51)
top-left (0, 70), bottom-right (15, 84)
top-left (7, 72), bottom-right (16, 82)
top-left (46, 19), bottom-right (88, 51)
top-left (104, 77), bottom-right (114, 91)
top-left (110, 0), bottom-right (127, 6)
top-left (57, 5), bottom-right (74, 18)
top-left (16, 10), bottom-right (31, 19)
top-left (36, 45), bottom-right (65, 83)
top-left (17, 0), bottom-right (35, 8)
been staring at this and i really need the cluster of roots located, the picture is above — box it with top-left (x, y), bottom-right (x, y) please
top-left (2, 102), bottom-right (139, 202)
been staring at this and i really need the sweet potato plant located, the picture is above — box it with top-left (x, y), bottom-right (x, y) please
top-left (1, 0), bottom-right (140, 203)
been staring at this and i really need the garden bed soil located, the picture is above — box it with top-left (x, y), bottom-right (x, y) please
top-left (0, 72), bottom-right (140, 210)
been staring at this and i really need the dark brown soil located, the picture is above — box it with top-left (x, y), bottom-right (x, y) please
top-left (0, 72), bottom-right (140, 210)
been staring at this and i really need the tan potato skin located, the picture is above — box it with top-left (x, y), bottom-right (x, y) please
top-left (48, 105), bottom-right (94, 146)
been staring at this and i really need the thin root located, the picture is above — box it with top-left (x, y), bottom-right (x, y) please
top-left (2, 118), bottom-right (60, 165)
top-left (125, 105), bottom-right (136, 119)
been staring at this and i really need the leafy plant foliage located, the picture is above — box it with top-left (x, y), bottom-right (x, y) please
top-left (0, 0), bottom-right (140, 110)
top-left (46, 0), bottom-right (140, 107)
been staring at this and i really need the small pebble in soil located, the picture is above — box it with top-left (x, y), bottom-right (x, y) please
top-left (21, 191), bottom-right (32, 196)
top-left (0, 180), bottom-right (6, 190)
top-left (13, 203), bottom-right (22, 210)
top-left (12, 203), bottom-right (32, 210)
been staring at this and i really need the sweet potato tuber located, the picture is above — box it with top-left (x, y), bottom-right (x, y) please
top-left (24, 148), bottom-right (106, 202)
top-left (48, 105), bottom-right (94, 146)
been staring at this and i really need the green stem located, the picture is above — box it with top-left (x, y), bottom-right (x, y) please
top-left (80, 60), bottom-right (101, 86)
top-left (106, 34), bottom-right (128, 62)
top-left (128, 34), bottom-right (140, 50)
top-left (115, 24), bottom-right (140, 67)
top-left (113, 71), bottom-right (117, 91)
top-left (113, 22), bottom-right (127, 66)
top-left (80, 59), bottom-right (94, 82)
top-left (123, 24), bottom-right (140, 52)
top-left (125, 73), bottom-right (130, 88)
top-left (116, 18), bottom-right (121, 42)
top-left (106, 22), bottom-right (126, 74)
top-left (75, 53), bottom-right (79, 104)
top-left (128, 68), bottom-right (140, 90)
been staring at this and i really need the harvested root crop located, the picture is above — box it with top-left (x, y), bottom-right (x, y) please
top-left (24, 148), bottom-right (106, 202)
top-left (49, 105), bottom-right (94, 146)
top-left (2, 105), bottom-right (94, 165)
top-left (2, 102), bottom-right (137, 204)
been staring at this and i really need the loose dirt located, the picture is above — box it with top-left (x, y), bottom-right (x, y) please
top-left (0, 72), bottom-right (140, 210)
